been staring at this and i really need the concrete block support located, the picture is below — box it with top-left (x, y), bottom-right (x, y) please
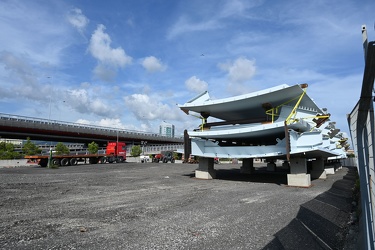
top-left (325, 167), bottom-right (335, 175)
top-left (288, 157), bottom-right (311, 187)
top-left (287, 174), bottom-right (311, 187)
top-left (311, 158), bottom-right (327, 179)
top-left (240, 158), bottom-right (254, 174)
top-left (195, 157), bottom-right (216, 179)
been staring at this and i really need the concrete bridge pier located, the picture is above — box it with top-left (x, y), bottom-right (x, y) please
top-left (240, 158), bottom-right (254, 174)
top-left (310, 158), bottom-right (327, 179)
top-left (195, 157), bottom-right (216, 179)
top-left (287, 157), bottom-right (311, 187)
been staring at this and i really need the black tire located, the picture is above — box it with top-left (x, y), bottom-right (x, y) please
top-left (171, 158), bottom-right (175, 163)
top-left (116, 157), bottom-right (124, 163)
top-left (163, 158), bottom-right (168, 163)
top-left (52, 158), bottom-right (60, 166)
top-left (61, 158), bottom-right (69, 166)
top-left (70, 158), bottom-right (78, 166)
top-left (100, 157), bottom-right (107, 164)
top-left (108, 156), bottom-right (115, 163)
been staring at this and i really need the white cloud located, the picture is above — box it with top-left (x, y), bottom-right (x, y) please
top-left (76, 118), bottom-right (126, 129)
top-left (0, 1), bottom-right (73, 67)
top-left (218, 0), bottom-right (253, 18)
top-left (76, 117), bottom-right (153, 132)
top-left (218, 57), bottom-right (256, 95)
top-left (96, 118), bottom-right (124, 128)
top-left (89, 24), bottom-right (132, 81)
top-left (167, 0), bottom-right (258, 39)
top-left (185, 76), bottom-right (208, 93)
top-left (89, 24), bottom-right (132, 67)
top-left (67, 8), bottom-right (89, 32)
top-left (167, 17), bottom-right (221, 39)
top-left (141, 56), bottom-right (167, 73)
top-left (93, 64), bottom-right (116, 82)
top-left (0, 51), bottom-right (53, 101)
top-left (124, 94), bottom-right (180, 121)
top-left (219, 57), bottom-right (256, 83)
top-left (66, 88), bottom-right (113, 117)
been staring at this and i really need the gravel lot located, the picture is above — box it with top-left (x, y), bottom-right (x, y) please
top-left (0, 162), bottom-right (354, 249)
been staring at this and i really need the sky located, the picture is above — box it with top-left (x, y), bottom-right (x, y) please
top-left (0, 0), bottom-right (374, 142)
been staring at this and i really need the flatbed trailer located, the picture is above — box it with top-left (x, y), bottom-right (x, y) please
top-left (25, 153), bottom-right (126, 167)
top-left (25, 141), bottom-right (127, 167)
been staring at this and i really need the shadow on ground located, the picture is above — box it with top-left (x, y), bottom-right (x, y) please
top-left (262, 167), bottom-right (357, 250)
top-left (184, 167), bottom-right (288, 185)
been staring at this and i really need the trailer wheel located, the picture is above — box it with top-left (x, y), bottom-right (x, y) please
top-left (100, 157), bottom-right (107, 164)
top-left (52, 158), bottom-right (60, 166)
top-left (70, 158), bottom-right (78, 166)
top-left (61, 158), bottom-right (69, 166)
top-left (116, 157), bottom-right (124, 163)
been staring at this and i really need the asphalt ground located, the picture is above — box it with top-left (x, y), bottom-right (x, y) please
top-left (0, 162), bottom-right (355, 249)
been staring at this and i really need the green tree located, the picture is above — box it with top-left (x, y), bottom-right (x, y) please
top-left (173, 152), bottom-right (180, 160)
top-left (0, 141), bottom-right (21, 159)
top-left (55, 142), bottom-right (70, 155)
top-left (88, 141), bottom-right (99, 154)
top-left (130, 145), bottom-right (142, 157)
top-left (22, 137), bottom-right (42, 155)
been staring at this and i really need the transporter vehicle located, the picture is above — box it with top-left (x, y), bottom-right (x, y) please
top-left (24, 141), bottom-right (126, 167)
top-left (152, 151), bottom-right (175, 163)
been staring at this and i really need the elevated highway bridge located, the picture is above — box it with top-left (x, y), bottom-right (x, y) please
top-left (0, 113), bottom-right (183, 147)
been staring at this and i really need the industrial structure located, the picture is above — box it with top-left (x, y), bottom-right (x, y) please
top-left (179, 83), bottom-right (347, 187)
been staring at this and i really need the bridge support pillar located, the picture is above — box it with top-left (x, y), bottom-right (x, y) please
top-left (241, 158), bottom-right (254, 174)
top-left (196, 157), bottom-right (216, 179)
top-left (287, 158), bottom-right (311, 187)
top-left (311, 158), bottom-right (327, 179)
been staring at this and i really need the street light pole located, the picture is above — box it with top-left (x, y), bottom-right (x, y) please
top-left (47, 76), bottom-right (53, 168)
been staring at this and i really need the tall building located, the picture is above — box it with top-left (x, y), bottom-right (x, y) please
top-left (159, 121), bottom-right (175, 137)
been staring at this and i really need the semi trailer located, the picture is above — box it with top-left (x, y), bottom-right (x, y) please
top-left (25, 141), bottom-right (126, 167)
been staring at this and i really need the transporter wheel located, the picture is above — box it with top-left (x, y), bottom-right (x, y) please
top-left (52, 158), bottom-right (60, 166)
top-left (61, 158), bottom-right (69, 166)
top-left (70, 158), bottom-right (78, 166)
top-left (100, 157), bottom-right (107, 164)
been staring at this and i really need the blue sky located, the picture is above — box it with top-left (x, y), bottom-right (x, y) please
top-left (0, 0), bottom-right (374, 140)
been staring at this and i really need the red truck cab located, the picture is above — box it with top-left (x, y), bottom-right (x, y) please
top-left (106, 142), bottom-right (126, 162)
